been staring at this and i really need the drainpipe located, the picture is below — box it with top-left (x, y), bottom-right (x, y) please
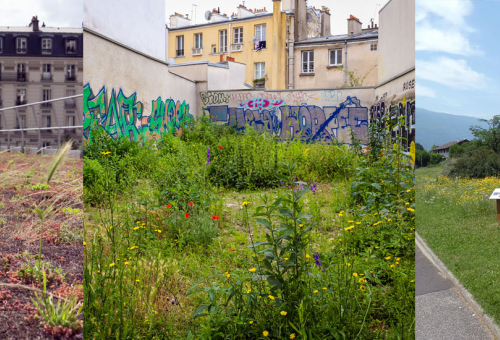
top-left (344, 38), bottom-right (347, 85)
top-left (288, 15), bottom-right (295, 89)
top-left (228, 23), bottom-right (232, 57)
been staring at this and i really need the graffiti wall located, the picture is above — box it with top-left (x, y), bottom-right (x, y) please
top-left (83, 84), bottom-right (194, 141)
top-left (200, 89), bottom-right (373, 144)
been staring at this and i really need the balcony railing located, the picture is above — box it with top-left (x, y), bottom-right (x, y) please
top-left (42, 48), bottom-right (52, 54)
top-left (17, 73), bottom-right (27, 82)
top-left (65, 75), bottom-right (77, 82)
top-left (0, 72), bottom-right (29, 82)
top-left (231, 44), bottom-right (243, 52)
top-left (66, 47), bottom-right (76, 54)
top-left (41, 102), bottom-right (52, 108)
top-left (16, 47), bottom-right (27, 54)
top-left (41, 72), bottom-right (52, 81)
top-left (64, 99), bottom-right (76, 108)
top-left (176, 49), bottom-right (184, 57)
top-left (192, 48), bottom-right (202, 55)
top-left (16, 99), bottom-right (27, 105)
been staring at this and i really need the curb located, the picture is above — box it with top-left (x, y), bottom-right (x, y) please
top-left (416, 231), bottom-right (500, 340)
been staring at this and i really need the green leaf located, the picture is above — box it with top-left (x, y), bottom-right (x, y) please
top-left (252, 275), bottom-right (270, 281)
top-left (247, 241), bottom-right (270, 248)
top-left (256, 218), bottom-right (271, 229)
top-left (266, 276), bottom-right (281, 288)
top-left (192, 305), bottom-right (209, 319)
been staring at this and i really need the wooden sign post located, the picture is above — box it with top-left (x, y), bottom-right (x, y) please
top-left (489, 189), bottom-right (500, 224)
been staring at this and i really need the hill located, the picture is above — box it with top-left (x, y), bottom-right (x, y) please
top-left (416, 108), bottom-right (489, 150)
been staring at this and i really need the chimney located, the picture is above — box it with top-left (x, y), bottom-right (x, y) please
top-left (295, 0), bottom-right (307, 41)
top-left (320, 7), bottom-right (331, 36)
top-left (31, 15), bottom-right (39, 31)
top-left (347, 15), bottom-right (362, 36)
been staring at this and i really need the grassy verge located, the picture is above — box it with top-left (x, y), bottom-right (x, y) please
top-left (416, 166), bottom-right (500, 323)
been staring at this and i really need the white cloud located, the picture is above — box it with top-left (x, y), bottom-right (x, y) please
top-left (416, 22), bottom-right (480, 55)
top-left (417, 0), bottom-right (473, 27)
top-left (417, 57), bottom-right (486, 90)
top-left (417, 84), bottom-right (437, 98)
top-left (0, 0), bottom-right (82, 27)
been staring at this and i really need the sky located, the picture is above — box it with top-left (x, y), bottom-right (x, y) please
top-left (165, 0), bottom-right (385, 35)
top-left (416, 0), bottom-right (500, 119)
top-left (0, 0), bottom-right (82, 27)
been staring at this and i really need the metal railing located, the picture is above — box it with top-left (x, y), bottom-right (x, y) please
top-left (0, 95), bottom-right (83, 156)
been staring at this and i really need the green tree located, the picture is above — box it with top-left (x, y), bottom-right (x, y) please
top-left (470, 115), bottom-right (500, 153)
top-left (415, 143), bottom-right (425, 151)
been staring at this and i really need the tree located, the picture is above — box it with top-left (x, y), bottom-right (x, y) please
top-left (470, 115), bottom-right (500, 153)
top-left (415, 143), bottom-right (425, 151)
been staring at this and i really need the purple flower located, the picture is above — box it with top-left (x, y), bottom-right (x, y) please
top-left (313, 251), bottom-right (322, 267)
top-left (311, 184), bottom-right (316, 195)
top-left (206, 148), bottom-right (211, 165)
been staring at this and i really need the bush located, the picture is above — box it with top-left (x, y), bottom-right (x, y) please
top-left (443, 149), bottom-right (500, 178)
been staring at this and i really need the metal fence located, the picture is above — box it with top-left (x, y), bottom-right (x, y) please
top-left (0, 95), bottom-right (83, 157)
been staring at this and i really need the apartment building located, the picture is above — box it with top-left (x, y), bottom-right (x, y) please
top-left (0, 16), bottom-right (83, 152)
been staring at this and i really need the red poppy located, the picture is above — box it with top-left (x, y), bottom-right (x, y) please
top-left (219, 146), bottom-right (223, 150)
top-left (212, 215), bottom-right (219, 220)
top-left (189, 202), bottom-right (194, 207)
top-left (166, 204), bottom-right (171, 208)
top-left (229, 249), bottom-right (234, 252)
top-left (185, 213), bottom-right (189, 218)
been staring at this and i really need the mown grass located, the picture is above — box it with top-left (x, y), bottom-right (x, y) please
top-left (416, 167), bottom-right (500, 324)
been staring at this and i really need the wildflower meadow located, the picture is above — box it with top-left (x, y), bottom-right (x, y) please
top-left (83, 118), bottom-right (415, 339)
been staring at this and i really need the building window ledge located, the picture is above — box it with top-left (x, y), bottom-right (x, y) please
top-left (253, 48), bottom-right (267, 52)
top-left (327, 65), bottom-right (343, 69)
top-left (299, 73), bottom-right (315, 76)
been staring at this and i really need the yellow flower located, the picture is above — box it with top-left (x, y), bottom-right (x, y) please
top-left (284, 258), bottom-right (289, 261)
top-left (346, 262), bottom-right (351, 266)
top-left (247, 289), bottom-right (251, 294)
top-left (136, 221), bottom-right (140, 224)
top-left (305, 254), bottom-right (310, 259)
top-left (353, 272), bottom-right (358, 277)
top-left (280, 311), bottom-right (287, 316)
top-left (124, 261), bottom-right (130, 265)
top-left (225, 274), bottom-right (230, 278)
top-left (348, 220), bottom-right (354, 223)
top-left (268, 295), bottom-right (275, 300)
top-left (345, 226), bottom-right (354, 231)
top-left (314, 290), bottom-right (318, 294)
top-left (355, 222), bottom-right (361, 225)
top-left (405, 202), bottom-right (410, 205)
top-left (263, 331), bottom-right (269, 337)
top-left (360, 285), bottom-right (366, 291)
top-left (249, 321), bottom-right (254, 324)
top-left (242, 201), bottom-right (250, 207)
top-left (136, 279), bottom-right (140, 282)
top-left (385, 256), bottom-right (391, 260)
top-left (101, 151), bottom-right (111, 156)
top-left (322, 287), bottom-right (327, 290)
top-left (249, 268), bottom-right (257, 273)
top-left (109, 263), bottom-right (115, 267)
top-left (407, 207), bottom-right (415, 212)
top-left (299, 224), bottom-right (304, 228)
top-left (390, 264), bottom-right (395, 268)
top-left (375, 246), bottom-right (379, 249)
top-left (359, 278), bottom-right (366, 284)
top-left (83, 242), bottom-right (86, 246)
top-left (157, 229), bottom-right (162, 233)
top-left (290, 334), bottom-right (296, 339)
top-left (406, 189), bottom-right (411, 193)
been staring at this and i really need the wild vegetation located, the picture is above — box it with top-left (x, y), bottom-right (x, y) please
top-left (83, 117), bottom-right (415, 339)
top-left (0, 146), bottom-right (83, 339)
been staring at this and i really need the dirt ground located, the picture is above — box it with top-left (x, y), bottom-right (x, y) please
top-left (0, 153), bottom-right (83, 339)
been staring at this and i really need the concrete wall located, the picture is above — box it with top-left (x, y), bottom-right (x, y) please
top-left (294, 41), bottom-right (378, 89)
top-left (84, 0), bottom-right (166, 61)
top-left (199, 88), bottom-right (373, 144)
top-left (377, 0), bottom-right (415, 84)
top-left (83, 32), bottom-right (198, 142)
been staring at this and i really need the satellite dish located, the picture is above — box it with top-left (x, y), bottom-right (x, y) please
top-left (168, 58), bottom-right (175, 64)
top-left (205, 11), bottom-right (212, 21)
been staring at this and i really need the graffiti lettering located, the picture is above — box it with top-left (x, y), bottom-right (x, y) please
top-left (83, 84), bottom-right (193, 142)
top-left (320, 90), bottom-right (343, 103)
top-left (238, 98), bottom-right (285, 110)
top-left (200, 92), bottom-right (230, 106)
top-left (205, 96), bottom-right (369, 144)
top-left (402, 79), bottom-right (415, 91)
top-left (286, 91), bottom-right (318, 105)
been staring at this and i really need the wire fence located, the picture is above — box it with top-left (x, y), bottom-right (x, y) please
top-left (0, 95), bottom-right (83, 157)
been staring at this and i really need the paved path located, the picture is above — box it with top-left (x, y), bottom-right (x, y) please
top-left (416, 243), bottom-right (496, 339)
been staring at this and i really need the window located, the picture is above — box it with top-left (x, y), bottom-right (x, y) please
top-left (17, 64), bottom-right (26, 81)
top-left (16, 37), bottom-right (27, 53)
top-left (16, 89), bottom-right (26, 105)
top-left (16, 115), bottom-right (26, 129)
top-left (0, 89), bottom-right (2, 107)
top-left (66, 39), bottom-right (77, 54)
top-left (176, 36), bottom-right (184, 57)
top-left (370, 43), bottom-right (377, 51)
top-left (66, 65), bottom-right (76, 81)
top-left (0, 38), bottom-right (3, 53)
top-left (329, 49), bottom-right (342, 66)
top-left (66, 115), bottom-right (76, 133)
top-left (212, 45), bottom-right (216, 54)
top-left (42, 38), bottom-right (52, 54)
top-left (43, 115), bottom-right (51, 128)
top-left (42, 64), bottom-right (52, 81)
top-left (219, 30), bottom-right (227, 53)
top-left (255, 24), bottom-right (266, 42)
top-left (255, 62), bottom-right (265, 79)
top-left (65, 89), bottom-right (76, 108)
top-left (302, 51), bottom-right (314, 73)
top-left (234, 27), bottom-right (243, 44)
top-left (42, 89), bottom-right (51, 107)
top-left (194, 33), bottom-right (203, 49)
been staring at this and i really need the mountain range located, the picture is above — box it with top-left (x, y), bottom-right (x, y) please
top-left (415, 108), bottom-right (489, 151)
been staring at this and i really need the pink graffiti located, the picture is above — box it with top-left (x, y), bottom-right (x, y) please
top-left (286, 91), bottom-right (317, 104)
top-left (238, 98), bottom-right (286, 110)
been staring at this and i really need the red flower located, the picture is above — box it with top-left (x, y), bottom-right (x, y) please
top-left (166, 204), bottom-right (171, 208)
top-left (219, 146), bottom-right (223, 150)
top-left (229, 248), bottom-right (234, 252)
top-left (212, 215), bottom-right (219, 220)
top-left (189, 202), bottom-right (194, 207)
top-left (185, 213), bottom-right (189, 218)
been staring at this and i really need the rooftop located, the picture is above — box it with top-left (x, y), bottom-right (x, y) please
top-left (433, 139), bottom-right (469, 151)
top-left (295, 30), bottom-right (378, 45)
top-left (0, 26), bottom-right (82, 33)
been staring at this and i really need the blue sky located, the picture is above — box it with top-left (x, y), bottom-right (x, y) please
top-left (417, 0), bottom-right (500, 119)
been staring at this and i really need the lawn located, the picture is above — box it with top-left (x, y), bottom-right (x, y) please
top-left (416, 166), bottom-right (500, 324)
top-left (0, 151), bottom-right (83, 339)
top-left (83, 121), bottom-right (415, 339)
